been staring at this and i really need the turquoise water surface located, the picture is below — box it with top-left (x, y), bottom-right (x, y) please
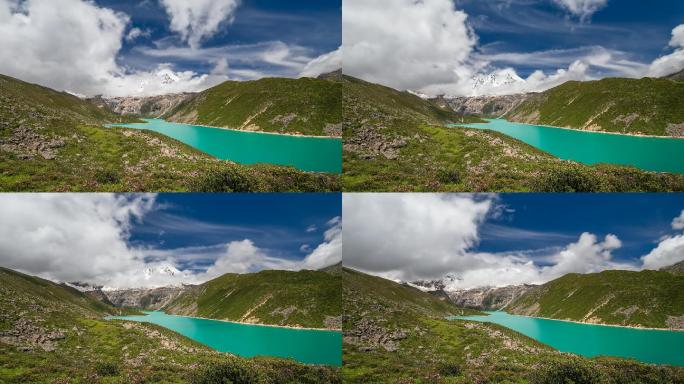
top-left (107, 311), bottom-right (342, 366)
top-left (107, 119), bottom-right (342, 173)
top-left (449, 311), bottom-right (684, 366)
top-left (452, 119), bottom-right (684, 174)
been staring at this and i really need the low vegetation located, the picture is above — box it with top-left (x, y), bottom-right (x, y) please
top-left (164, 269), bottom-right (342, 329)
top-left (163, 74), bottom-right (342, 137)
top-left (0, 267), bottom-right (340, 383)
top-left (507, 268), bottom-right (684, 329)
top-left (342, 267), bottom-right (684, 383)
top-left (0, 74), bottom-right (339, 192)
top-left (343, 75), bottom-right (684, 192)
top-left (506, 77), bottom-right (684, 136)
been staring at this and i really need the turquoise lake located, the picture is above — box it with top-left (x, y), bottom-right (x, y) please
top-left (449, 311), bottom-right (684, 366)
top-left (107, 119), bottom-right (342, 173)
top-left (452, 119), bottom-right (684, 174)
top-left (106, 311), bottom-right (342, 366)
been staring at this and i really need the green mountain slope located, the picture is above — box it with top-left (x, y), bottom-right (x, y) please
top-left (164, 269), bottom-right (341, 329)
top-left (343, 267), bottom-right (684, 384)
top-left (343, 75), bottom-right (684, 192)
top-left (505, 77), bottom-right (684, 136)
top-left (0, 266), bottom-right (339, 383)
top-left (0, 74), bottom-right (339, 192)
top-left (507, 269), bottom-right (684, 329)
top-left (162, 76), bottom-right (342, 136)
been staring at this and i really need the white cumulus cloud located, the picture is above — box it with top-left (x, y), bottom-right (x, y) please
top-left (551, 0), bottom-right (608, 21)
top-left (300, 47), bottom-right (342, 78)
top-left (160, 0), bottom-right (240, 49)
top-left (640, 209), bottom-right (684, 270)
top-left (648, 24), bottom-right (684, 77)
top-left (0, 0), bottom-right (226, 96)
top-left (343, 194), bottom-right (637, 289)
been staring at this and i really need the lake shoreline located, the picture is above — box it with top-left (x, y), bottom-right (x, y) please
top-left (109, 311), bottom-right (342, 332)
top-left (452, 119), bottom-right (684, 140)
top-left (454, 311), bottom-right (684, 332)
top-left (113, 119), bottom-right (342, 140)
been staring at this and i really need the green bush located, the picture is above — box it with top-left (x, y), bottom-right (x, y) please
top-left (94, 169), bottom-right (120, 185)
top-left (534, 166), bottom-right (601, 192)
top-left (531, 360), bottom-right (603, 384)
top-left (95, 361), bottom-right (119, 376)
top-left (190, 361), bottom-right (262, 384)
top-left (438, 362), bottom-right (461, 377)
top-left (190, 168), bottom-right (257, 192)
top-left (437, 168), bottom-right (461, 184)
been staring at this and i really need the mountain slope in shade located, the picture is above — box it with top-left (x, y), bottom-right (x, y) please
top-left (507, 268), bottom-right (684, 329)
top-left (104, 286), bottom-right (188, 310)
top-left (162, 75), bottom-right (342, 137)
top-left (0, 73), bottom-right (339, 192)
top-left (662, 260), bottom-right (684, 275)
top-left (505, 77), bottom-right (684, 136)
top-left (342, 267), bottom-right (684, 383)
top-left (0, 266), bottom-right (339, 383)
top-left (163, 269), bottom-right (342, 329)
top-left (666, 69), bottom-right (684, 82)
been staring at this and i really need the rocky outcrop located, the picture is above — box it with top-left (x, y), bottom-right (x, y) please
top-left (104, 286), bottom-right (189, 310)
top-left (442, 94), bottom-right (532, 118)
top-left (0, 318), bottom-right (66, 352)
top-left (410, 279), bottom-right (536, 310)
top-left (343, 317), bottom-right (409, 352)
top-left (93, 94), bottom-right (193, 117)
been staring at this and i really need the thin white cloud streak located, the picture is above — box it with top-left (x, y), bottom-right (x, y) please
top-left (551, 0), bottom-right (608, 21)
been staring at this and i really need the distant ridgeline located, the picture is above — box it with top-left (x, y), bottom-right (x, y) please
top-left (506, 261), bottom-right (684, 329)
top-left (0, 267), bottom-right (338, 383)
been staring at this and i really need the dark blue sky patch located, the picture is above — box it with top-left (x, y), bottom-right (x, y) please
top-left (127, 193), bottom-right (341, 269)
top-left (456, 0), bottom-right (684, 77)
top-left (478, 193), bottom-right (684, 264)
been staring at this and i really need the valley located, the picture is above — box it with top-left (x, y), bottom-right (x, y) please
top-left (342, 74), bottom-right (684, 192)
top-left (343, 266), bottom-right (684, 383)
top-left (0, 266), bottom-right (340, 384)
top-left (0, 73), bottom-right (341, 192)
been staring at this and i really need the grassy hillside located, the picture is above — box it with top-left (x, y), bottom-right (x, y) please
top-left (506, 77), bottom-right (684, 136)
top-left (343, 267), bottom-right (684, 384)
top-left (0, 266), bottom-right (339, 383)
top-left (507, 269), bottom-right (684, 329)
top-left (164, 269), bottom-right (341, 329)
top-left (343, 75), bottom-right (684, 192)
top-left (163, 76), bottom-right (342, 136)
top-left (0, 74), bottom-right (339, 192)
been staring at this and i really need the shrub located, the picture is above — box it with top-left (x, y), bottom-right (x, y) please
top-left (437, 168), bottom-right (461, 184)
top-left (438, 362), bottom-right (462, 377)
top-left (190, 168), bottom-right (256, 192)
top-left (190, 361), bottom-right (262, 384)
top-left (530, 360), bottom-right (603, 384)
top-left (94, 169), bottom-right (120, 184)
top-left (534, 166), bottom-right (601, 192)
top-left (95, 361), bottom-right (119, 376)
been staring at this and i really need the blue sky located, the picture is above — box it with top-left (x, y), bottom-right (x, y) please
top-left (459, 0), bottom-right (684, 78)
top-left (478, 194), bottom-right (684, 263)
top-left (99, 0), bottom-right (341, 78)
top-left (0, 193), bottom-right (341, 289)
top-left (129, 193), bottom-right (342, 273)
top-left (343, 0), bottom-right (684, 96)
top-left (0, 0), bottom-right (341, 96)
top-left (343, 193), bottom-right (684, 288)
